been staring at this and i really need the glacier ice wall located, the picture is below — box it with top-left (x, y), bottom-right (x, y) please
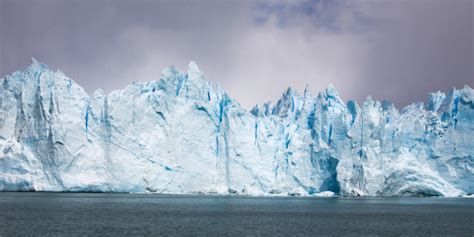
top-left (0, 59), bottom-right (472, 196)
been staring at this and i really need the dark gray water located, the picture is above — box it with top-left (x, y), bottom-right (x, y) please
top-left (0, 192), bottom-right (472, 236)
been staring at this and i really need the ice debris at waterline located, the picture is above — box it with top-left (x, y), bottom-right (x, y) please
top-left (0, 58), bottom-right (473, 197)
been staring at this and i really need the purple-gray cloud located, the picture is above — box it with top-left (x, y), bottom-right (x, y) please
top-left (0, 0), bottom-right (472, 109)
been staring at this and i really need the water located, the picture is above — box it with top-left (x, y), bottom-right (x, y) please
top-left (0, 192), bottom-right (472, 236)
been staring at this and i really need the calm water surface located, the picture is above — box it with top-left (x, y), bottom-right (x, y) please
top-left (0, 192), bottom-right (472, 236)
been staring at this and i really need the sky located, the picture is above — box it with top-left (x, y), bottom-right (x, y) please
top-left (0, 0), bottom-right (472, 109)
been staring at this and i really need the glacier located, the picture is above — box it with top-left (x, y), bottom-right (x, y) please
top-left (0, 58), bottom-right (472, 197)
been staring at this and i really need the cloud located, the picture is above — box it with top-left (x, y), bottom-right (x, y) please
top-left (254, 0), bottom-right (374, 34)
top-left (107, 0), bottom-right (373, 108)
top-left (354, 0), bottom-right (473, 105)
top-left (0, 0), bottom-right (472, 109)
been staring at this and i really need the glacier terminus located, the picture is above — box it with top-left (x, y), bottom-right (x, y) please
top-left (0, 58), bottom-right (473, 197)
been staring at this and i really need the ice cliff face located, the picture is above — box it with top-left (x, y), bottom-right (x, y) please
top-left (1, 59), bottom-right (473, 196)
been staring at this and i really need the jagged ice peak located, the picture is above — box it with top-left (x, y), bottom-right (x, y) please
top-left (0, 58), bottom-right (472, 197)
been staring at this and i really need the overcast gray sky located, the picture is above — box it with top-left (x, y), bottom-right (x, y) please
top-left (1, 0), bottom-right (472, 109)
